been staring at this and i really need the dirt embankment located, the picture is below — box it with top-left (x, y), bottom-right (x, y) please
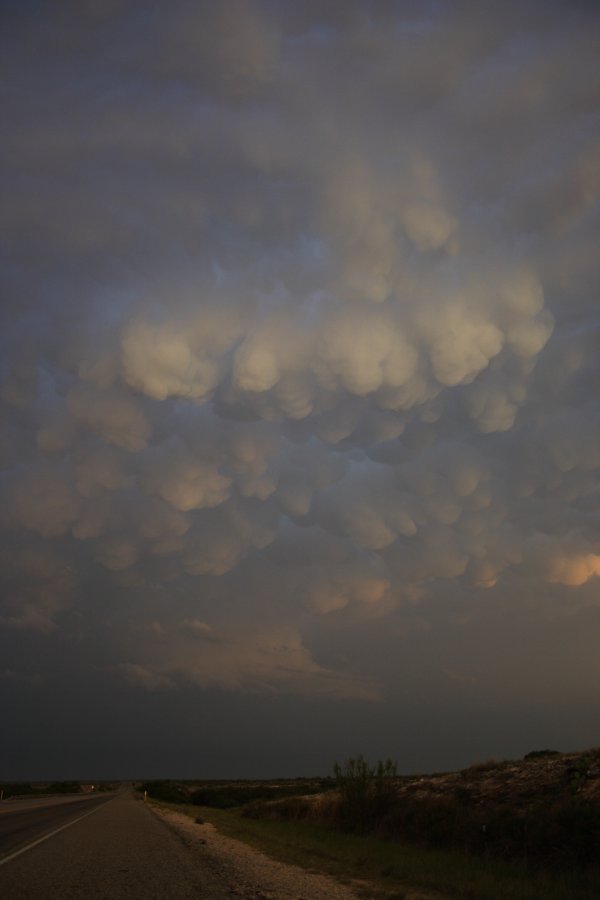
top-left (240, 748), bottom-right (600, 868)
top-left (393, 748), bottom-right (600, 806)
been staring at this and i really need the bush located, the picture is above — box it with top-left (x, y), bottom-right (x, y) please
top-left (522, 798), bottom-right (600, 866)
top-left (48, 781), bottom-right (81, 794)
top-left (382, 794), bottom-right (600, 867)
top-left (139, 780), bottom-right (188, 804)
top-left (0, 782), bottom-right (37, 799)
top-left (0, 781), bottom-right (81, 799)
top-left (333, 755), bottom-right (397, 833)
top-left (190, 781), bottom-right (328, 809)
top-left (524, 749), bottom-right (560, 760)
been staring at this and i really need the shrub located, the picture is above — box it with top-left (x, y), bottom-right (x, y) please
top-left (139, 780), bottom-right (188, 804)
top-left (190, 782), bottom-right (325, 809)
top-left (0, 781), bottom-right (81, 798)
top-left (565, 756), bottom-right (591, 794)
top-left (466, 758), bottom-right (504, 773)
top-left (524, 749), bottom-right (561, 760)
top-left (333, 755), bottom-right (397, 833)
top-left (48, 781), bottom-right (81, 794)
top-left (242, 790), bottom-right (339, 823)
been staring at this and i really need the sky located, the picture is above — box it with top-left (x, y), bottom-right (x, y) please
top-left (1, 0), bottom-right (600, 780)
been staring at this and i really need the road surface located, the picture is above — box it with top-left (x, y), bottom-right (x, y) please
top-left (0, 793), bottom-right (113, 861)
top-left (0, 790), bottom-right (236, 898)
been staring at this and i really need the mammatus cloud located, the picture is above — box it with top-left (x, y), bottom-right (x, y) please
top-left (1, 0), bottom-right (599, 711)
top-left (548, 554), bottom-right (600, 588)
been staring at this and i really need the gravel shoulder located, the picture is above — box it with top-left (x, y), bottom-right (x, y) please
top-left (151, 804), bottom-right (361, 900)
top-left (151, 805), bottom-right (447, 900)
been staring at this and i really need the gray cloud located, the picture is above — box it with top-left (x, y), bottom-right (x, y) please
top-left (1, 0), bottom-right (599, 775)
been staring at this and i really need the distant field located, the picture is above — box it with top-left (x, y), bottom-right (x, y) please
top-left (138, 776), bottom-right (334, 808)
top-left (0, 781), bottom-right (84, 799)
top-left (0, 781), bottom-right (118, 801)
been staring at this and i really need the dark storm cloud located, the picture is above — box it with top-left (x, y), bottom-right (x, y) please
top-left (1, 0), bottom-right (600, 775)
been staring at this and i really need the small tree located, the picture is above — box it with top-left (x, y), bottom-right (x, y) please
top-left (333, 755), bottom-right (397, 832)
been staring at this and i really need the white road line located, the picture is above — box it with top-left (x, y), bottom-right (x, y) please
top-left (0, 803), bottom-right (104, 867)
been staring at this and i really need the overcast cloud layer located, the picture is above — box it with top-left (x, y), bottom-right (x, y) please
top-left (2, 0), bottom-right (600, 778)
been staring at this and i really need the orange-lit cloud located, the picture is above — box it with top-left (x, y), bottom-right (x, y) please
top-left (547, 554), bottom-right (600, 587)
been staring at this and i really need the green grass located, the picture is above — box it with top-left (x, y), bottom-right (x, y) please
top-left (150, 799), bottom-right (600, 900)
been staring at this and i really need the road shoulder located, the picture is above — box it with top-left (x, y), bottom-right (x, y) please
top-left (150, 804), bottom-right (362, 900)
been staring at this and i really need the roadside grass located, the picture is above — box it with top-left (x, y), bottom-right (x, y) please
top-left (149, 799), bottom-right (600, 900)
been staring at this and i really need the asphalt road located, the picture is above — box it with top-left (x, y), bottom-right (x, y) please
top-left (0, 794), bottom-right (113, 861)
top-left (0, 791), bottom-right (235, 898)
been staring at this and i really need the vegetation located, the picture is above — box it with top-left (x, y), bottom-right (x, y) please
top-left (152, 799), bottom-right (600, 900)
top-left (138, 777), bottom-right (332, 808)
top-left (524, 749), bottom-right (561, 760)
top-left (236, 749), bottom-right (600, 869)
top-left (333, 755), bottom-right (398, 833)
top-left (140, 748), bottom-right (600, 896)
top-left (0, 780), bottom-right (81, 799)
top-left (94, 782), bottom-right (116, 792)
top-left (188, 781), bottom-right (327, 808)
top-left (138, 780), bottom-right (189, 804)
top-left (47, 781), bottom-right (82, 794)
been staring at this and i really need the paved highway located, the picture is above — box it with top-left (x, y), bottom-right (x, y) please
top-left (0, 794), bottom-right (113, 861)
top-left (0, 791), bottom-right (234, 898)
